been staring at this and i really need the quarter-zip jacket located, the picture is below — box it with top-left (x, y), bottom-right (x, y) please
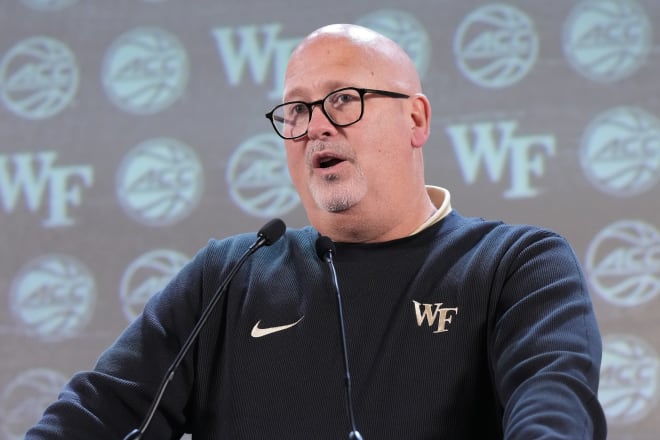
top-left (26, 211), bottom-right (607, 439)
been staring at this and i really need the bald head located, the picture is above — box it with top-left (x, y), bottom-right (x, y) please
top-left (285, 24), bottom-right (422, 96)
top-left (278, 24), bottom-right (434, 243)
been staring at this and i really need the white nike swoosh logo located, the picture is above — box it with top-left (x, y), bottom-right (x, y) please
top-left (250, 316), bottom-right (304, 338)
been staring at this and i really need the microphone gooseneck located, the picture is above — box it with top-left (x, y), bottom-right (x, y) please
top-left (315, 235), bottom-right (363, 440)
top-left (123, 218), bottom-right (286, 440)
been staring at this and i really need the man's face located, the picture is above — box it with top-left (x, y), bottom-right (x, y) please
top-left (282, 37), bottom-right (413, 218)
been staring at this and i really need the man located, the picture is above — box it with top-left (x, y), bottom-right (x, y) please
top-left (26, 24), bottom-right (607, 439)
top-left (279, 24), bottom-right (434, 243)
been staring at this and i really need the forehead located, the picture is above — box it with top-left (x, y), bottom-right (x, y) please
top-left (283, 37), bottom-right (382, 100)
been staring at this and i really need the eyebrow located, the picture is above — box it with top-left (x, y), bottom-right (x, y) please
top-left (283, 82), bottom-right (352, 102)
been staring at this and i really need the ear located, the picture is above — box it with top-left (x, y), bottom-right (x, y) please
top-left (410, 93), bottom-right (431, 148)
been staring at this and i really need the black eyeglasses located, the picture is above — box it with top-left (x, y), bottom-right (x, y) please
top-left (265, 87), bottom-right (410, 140)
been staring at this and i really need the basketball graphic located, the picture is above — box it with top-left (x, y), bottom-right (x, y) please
top-left (356, 9), bottom-right (431, 80)
top-left (0, 369), bottom-right (67, 440)
top-left (563, 0), bottom-right (652, 83)
top-left (119, 249), bottom-right (189, 321)
top-left (0, 36), bottom-right (78, 119)
top-left (116, 138), bottom-right (204, 226)
top-left (226, 133), bottom-right (299, 217)
top-left (102, 27), bottom-right (188, 114)
top-left (580, 107), bottom-right (660, 197)
top-left (454, 4), bottom-right (538, 88)
top-left (600, 334), bottom-right (659, 425)
top-left (9, 255), bottom-right (96, 342)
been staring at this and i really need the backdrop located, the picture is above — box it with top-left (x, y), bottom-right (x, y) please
top-left (1, 0), bottom-right (659, 438)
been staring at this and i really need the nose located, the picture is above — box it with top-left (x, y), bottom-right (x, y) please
top-left (306, 105), bottom-right (337, 139)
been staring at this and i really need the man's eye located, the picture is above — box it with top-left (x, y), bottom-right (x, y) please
top-left (338, 94), bottom-right (353, 103)
top-left (291, 103), bottom-right (308, 115)
top-left (330, 93), bottom-right (358, 107)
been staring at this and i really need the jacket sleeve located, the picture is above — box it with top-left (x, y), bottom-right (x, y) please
top-left (24, 243), bottom-right (212, 440)
top-left (488, 228), bottom-right (607, 439)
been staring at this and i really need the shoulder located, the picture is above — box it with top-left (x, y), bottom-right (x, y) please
top-left (203, 225), bottom-right (320, 265)
top-left (444, 210), bottom-right (565, 241)
top-left (436, 211), bottom-right (578, 265)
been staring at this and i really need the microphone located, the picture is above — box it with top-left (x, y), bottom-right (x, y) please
top-left (315, 235), bottom-right (363, 440)
top-left (123, 218), bottom-right (286, 440)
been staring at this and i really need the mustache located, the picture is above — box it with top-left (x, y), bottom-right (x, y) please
top-left (305, 141), bottom-right (352, 166)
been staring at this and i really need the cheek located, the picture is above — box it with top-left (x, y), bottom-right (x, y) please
top-left (285, 144), bottom-right (307, 183)
top-left (358, 121), bottom-right (412, 176)
top-left (363, 120), bottom-right (407, 158)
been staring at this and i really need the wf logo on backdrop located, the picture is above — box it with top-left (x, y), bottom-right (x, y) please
top-left (1, 3), bottom-right (659, 436)
top-left (0, 4), bottom-right (658, 225)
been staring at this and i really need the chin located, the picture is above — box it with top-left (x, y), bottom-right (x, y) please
top-left (309, 179), bottom-right (366, 213)
top-left (315, 193), bottom-right (360, 213)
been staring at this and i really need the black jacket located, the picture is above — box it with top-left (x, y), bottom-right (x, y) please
top-left (25, 211), bottom-right (607, 439)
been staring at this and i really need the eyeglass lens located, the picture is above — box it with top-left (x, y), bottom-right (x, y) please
top-left (271, 88), bottom-right (363, 139)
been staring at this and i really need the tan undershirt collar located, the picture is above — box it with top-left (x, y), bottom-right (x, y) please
top-left (409, 186), bottom-right (452, 235)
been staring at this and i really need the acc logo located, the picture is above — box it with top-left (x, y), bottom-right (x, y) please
top-left (102, 27), bottom-right (189, 114)
top-left (116, 138), bottom-right (203, 227)
top-left (585, 220), bottom-right (660, 307)
top-left (0, 36), bottom-right (78, 119)
top-left (563, 0), bottom-right (651, 83)
top-left (9, 254), bottom-right (96, 342)
top-left (20, 0), bottom-right (77, 10)
top-left (453, 4), bottom-right (538, 88)
top-left (579, 106), bottom-right (660, 197)
top-left (119, 249), bottom-right (189, 322)
top-left (226, 133), bottom-right (299, 218)
top-left (0, 368), bottom-right (67, 439)
top-left (599, 334), bottom-right (659, 425)
top-left (355, 9), bottom-right (431, 80)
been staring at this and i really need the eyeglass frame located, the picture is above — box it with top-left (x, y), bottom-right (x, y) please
top-left (265, 86), bottom-right (410, 140)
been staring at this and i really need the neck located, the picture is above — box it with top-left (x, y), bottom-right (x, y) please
top-left (310, 188), bottom-right (436, 243)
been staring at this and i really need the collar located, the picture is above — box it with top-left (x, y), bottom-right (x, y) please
top-left (409, 186), bottom-right (452, 235)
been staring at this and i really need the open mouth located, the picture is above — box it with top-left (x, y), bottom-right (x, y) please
top-left (319, 157), bottom-right (343, 168)
top-left (313, 151), bottom-right (345, 169)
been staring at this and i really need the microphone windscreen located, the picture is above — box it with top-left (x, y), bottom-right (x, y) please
top-left (258, 218), bottom-right (286, 245)
top-left (315, 235), bottom-right (335, 260)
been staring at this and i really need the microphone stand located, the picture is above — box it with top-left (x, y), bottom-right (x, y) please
top-left (317, 236), bottom-right (363, 440)
top-left (124, 219), bottom-right (285, 440)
